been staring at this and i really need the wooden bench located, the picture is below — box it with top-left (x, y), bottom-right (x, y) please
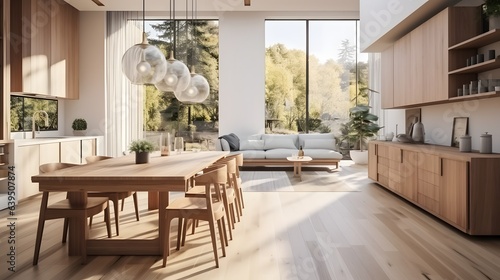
top-left (242, 158), bottom-right (339, 169)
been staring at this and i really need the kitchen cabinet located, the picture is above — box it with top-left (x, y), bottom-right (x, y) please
top-left (15, 137), bottom-right (98, 200)
top-left (368, 140), bottom-right (500, 235)
top-left (381, 7), bottom-right (486, 108)
top-left (0, 142), bottom-right (13, 210)
top-left (380, 46), bottom-right (394, 109)
top-left (10, 0), bottom-right (79, 98)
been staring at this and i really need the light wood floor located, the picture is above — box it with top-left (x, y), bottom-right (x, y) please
top-left (2, 161), bottom-right (500, 280)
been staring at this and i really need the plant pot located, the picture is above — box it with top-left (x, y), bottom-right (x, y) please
top-left (349, 150), bottom-right (368, 165)
top-left (135, 152), bottom-right (149, 164)
top-left (73, 130), bottom-right (86, 136)
top-left (490, 16), bottom-right (500, 30)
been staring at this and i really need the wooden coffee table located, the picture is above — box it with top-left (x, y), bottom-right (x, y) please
top-left (286, 156), bottom-right (312, 181)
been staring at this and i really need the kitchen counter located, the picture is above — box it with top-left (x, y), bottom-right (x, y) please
top-left (15, 136), bottom-right (100, 147)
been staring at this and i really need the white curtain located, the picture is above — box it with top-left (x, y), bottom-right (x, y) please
top-left (106, 12), bottom-right (144, 157)
top-left (368, 52), bottom-right (385, 138)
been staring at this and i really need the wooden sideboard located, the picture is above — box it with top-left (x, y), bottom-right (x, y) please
top-left (368, 140), bottom-right (500, 235)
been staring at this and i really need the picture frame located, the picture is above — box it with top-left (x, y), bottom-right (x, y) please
top-left (451, 117), bottom-right (469, 147)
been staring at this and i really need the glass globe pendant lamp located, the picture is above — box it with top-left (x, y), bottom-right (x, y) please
top-left (155, 50), bottom-right (191, 92)
top-left (121, 0), bottom-right (167, 85)
top-left (174, 66), bottom-right (209, 104)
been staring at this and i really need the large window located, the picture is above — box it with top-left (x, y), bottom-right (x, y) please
top-left (144, 19), bottom-right (219, 150)
top-left (10, 96), bottom-right (58, 132)
top-left (265, 20), bottom-right (368, 137)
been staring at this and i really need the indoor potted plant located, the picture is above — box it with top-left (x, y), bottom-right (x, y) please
top-left (72, 118), bottom-right (87, 136)
top-left (129, 139), bottom-right (155, 164)
top-left (484, 0), bottom-right (500, 30)
top-left (342, 105), bottom-right (383, 164)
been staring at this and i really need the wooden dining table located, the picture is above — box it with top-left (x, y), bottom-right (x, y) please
top-left (31, 151), bottom-right (228, 257)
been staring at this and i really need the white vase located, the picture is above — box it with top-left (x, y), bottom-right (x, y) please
top-left (350, 150), bottom-right (368, 165)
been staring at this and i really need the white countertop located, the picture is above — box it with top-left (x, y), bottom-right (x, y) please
top-left (14, 136), bottom-right (100, 147)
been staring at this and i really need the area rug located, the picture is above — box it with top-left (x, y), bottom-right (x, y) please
top-left (240, 166), bottom-right (360, 192)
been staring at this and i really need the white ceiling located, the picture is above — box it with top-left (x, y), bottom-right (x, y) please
top-left (64, 0), bottom-right (359, 12)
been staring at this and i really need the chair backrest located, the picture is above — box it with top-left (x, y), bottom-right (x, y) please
top-left (226, 153), bottom-right (243, 177)
top-left (194, 165), bottom-right (227, 204)
top-left (39, 163), bottom-right (79, 174)
top-left (85, 155), bottom-right (113, 164)
top-left (215, 157), bottom-right (237, 175)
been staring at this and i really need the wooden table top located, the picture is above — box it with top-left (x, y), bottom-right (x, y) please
top-left (32, 151), bottom-right (228, 192)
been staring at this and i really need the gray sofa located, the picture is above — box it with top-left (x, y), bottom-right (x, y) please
top-left (220, 133), bottom-right (342, 168)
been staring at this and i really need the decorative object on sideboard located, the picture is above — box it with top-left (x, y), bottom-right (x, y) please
top-left (160, 132), bottom-right (171, 156)
top-left (411, 117), bottom-right (425, 143)
top-left (72, 118), bottom-right (87, 136)
top-left (459, 135), bottom-right (472, 152)
top-left (451, 117), bottom-right (469, 148)
top-left (484, 0), bottom-right (500, 30)
top-left (405, 108), bottom-right (421, 136)
top-left (480, 132), bottom-right (493, 154)
top-left (129, 139), bottom-right (155, 164)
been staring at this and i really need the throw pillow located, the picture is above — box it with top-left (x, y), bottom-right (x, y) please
top-left (240, 140), bottom-right (265, 150)
top-left (303, 139), bottom-right (336, 150)
top-left (218, 133), bottom-right (240, 151)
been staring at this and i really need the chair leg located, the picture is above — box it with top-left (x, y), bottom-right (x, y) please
top-left (62, 218), bottom-right (69, 243)
top-left (104, 202), bottom-right (112, 238)
top-left (176, 218), bottom-right (183, 251)
top-left (121, 198), bottom-right (125, 211)
top-left (222, 195), bottom-right (233, 241)
top-left (133, 192), bottom-right (140, 221)
top-left (230, 204), bottom-right (236, 230)
top-left (89, 216), bottom-right (93, 228)
top-left (33, 193), bottom-right (49, 265)
top-left (208, 219), bottom-right (219, 268)
top-left (163, 214), bottom-right (174, 267)
top-left (112, 198), bottom-right (120, 236)
top-left (181, 219), bottom-right (189, 247)
top-left (221, 216), bottom-right (228, 247)
top-left (217, 218), bottom-right (227, 257)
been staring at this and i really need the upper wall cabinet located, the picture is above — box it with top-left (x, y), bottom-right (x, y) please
top-left (381, 7), bottom-right (481, 109)
top-left (10, 0), bottom-right (79, 99)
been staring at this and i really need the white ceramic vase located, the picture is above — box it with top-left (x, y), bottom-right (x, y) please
top-left (350, 150), bottom-right (368, 165)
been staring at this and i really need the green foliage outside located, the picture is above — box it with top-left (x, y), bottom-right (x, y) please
top-left (10, 96), bottom-right (58, 132)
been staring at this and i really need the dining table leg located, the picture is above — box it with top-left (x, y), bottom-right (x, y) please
top-left (158, 191), bottom-right (169, 253)
top-left (67, 191), bottom-right (88, 257)
top-left (148, 191), bottom-right (159, 210)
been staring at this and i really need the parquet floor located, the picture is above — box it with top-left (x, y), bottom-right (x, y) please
top-left (1, 161), bottom-right (500, 280)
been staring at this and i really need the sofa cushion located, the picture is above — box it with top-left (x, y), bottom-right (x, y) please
top-left (219, 133), bottom-right (240, 151)
top-left (239, 150), bottom-right (266, 159)
top-left (262, 134), bottom-right (298, 150)
top-left (303, 139), bottom-right (336, 150)
top-left (303, 149), bottom-right (343, 160)
top-left (240, 140), bottom-right (265, 150)
top-left (265, 149), bottom-right (298, 159)
top-left (298, 133), bottom-right (335, 148)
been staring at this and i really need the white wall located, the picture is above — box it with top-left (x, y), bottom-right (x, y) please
top-left (218, 12), bottom-right (266, 140)
top-left (65, 12), bottom-right (107, 141)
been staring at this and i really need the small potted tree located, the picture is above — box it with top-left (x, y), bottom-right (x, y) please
top-left (342, 105), bottom-right (383, 164)
top-left (129, 139), bottom-right (155, 164)
top-left (72, 118), bottom-right (87, 136)
top-left (484, 0), bottom-right (500, 30)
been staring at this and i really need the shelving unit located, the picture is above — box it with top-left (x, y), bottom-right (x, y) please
top-left (448, 24), bottom-right (500, 99)
top-left (0, 142), bottom-right (12, 210)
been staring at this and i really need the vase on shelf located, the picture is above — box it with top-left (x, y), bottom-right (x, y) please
top-left (411, 117), bottom-right (425, 143)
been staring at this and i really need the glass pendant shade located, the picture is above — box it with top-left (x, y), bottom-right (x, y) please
top-left (122, 33), bottom-right (167, 85)
top-left (155, 51), bottom-right (191, 92)
top-left (175, 67), bottom-right (210, 104)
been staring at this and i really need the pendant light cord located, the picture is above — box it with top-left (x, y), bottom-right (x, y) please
top-left (142, 0), bottom-right (145, 32)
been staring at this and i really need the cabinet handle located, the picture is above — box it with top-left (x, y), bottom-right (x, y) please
top-left (440, 158), bottom-right (443, 176)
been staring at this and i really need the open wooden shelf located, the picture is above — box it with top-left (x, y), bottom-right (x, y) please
top-left (449, 29), bottom-right (500, 50)
top-left (449, 91), bottom-right (500, 101)
top-left (449, 57), bottom-right (500, 74)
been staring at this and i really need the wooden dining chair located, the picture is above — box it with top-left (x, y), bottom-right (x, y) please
top-left (162, 165), bottom-right (228, 268)
top-left (85, 155), bottom-right (140, 236)
top-left (216, 155), bottom-right (244, 220)
top-left (185, 159), bottom-right (238, 242)
top-left (227, 153), bottom-right (245, 211)
top-left (34, 163), bottom-right (112, 265)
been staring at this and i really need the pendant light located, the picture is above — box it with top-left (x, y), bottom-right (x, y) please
top-left (155, 0), bottom-right (191, 93)
top-left (122, 0), bottom-right (167, 85)
top-left (174, 0), bottom-right (209, 104)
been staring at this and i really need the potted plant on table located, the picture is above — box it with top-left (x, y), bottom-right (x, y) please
top-left (341, 105), bottom-right (383, 164)
top-left (129, 139), bottom-right (155, 164)
top-left (484, 0), bottom-right (500, 30)
top-left (72, 118), bottom-right (87, 136)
